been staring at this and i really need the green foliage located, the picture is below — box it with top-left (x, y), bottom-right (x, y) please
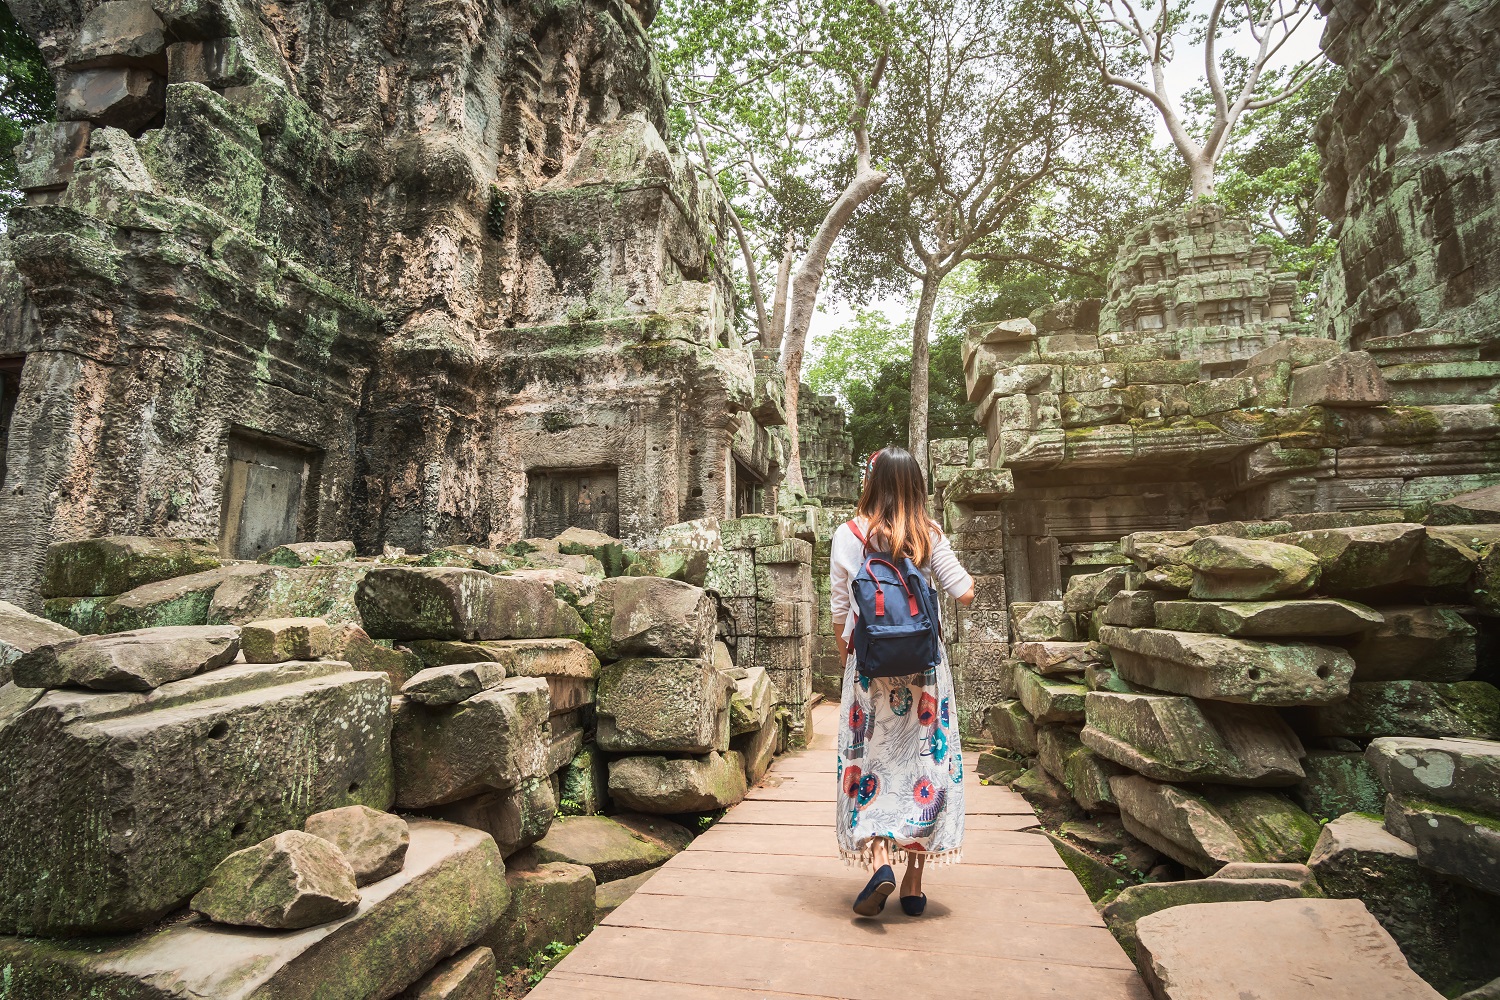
top-left (804, 307), bottom-right (906, 403)
top-left (0, 4), bottom-right (52, 212)
top-left (818, 321), bottom-right (968, 458)
top-left (521, 939), bottom-right (581, 987)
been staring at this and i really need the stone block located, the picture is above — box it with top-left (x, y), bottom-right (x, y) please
top-left (608, 750), bottom-right (749, 813)
top-left (1011, 601), bottom-right (1071, 641)
top-left (43, 535), bottom-right (220, 597)
top-left (589, 577), bottom-right (715, 660)
top-left (258, 541), bottom-right (358, 567)
top-left (594, 869), bottom-right (655, 924)
top-left (406, 637), bottom-right (599, 679)
top-left (1101, 626), bottom-right (1354, 706)
top-left (418, 545), bottom-right (524, 572)
top-left (357, 568), bottom-right (583, 642)
top-left (0, 821), bottom-right (507, 1000)
top-left (1036, 724), bottom-right (1121, 812)
top-left (1291, 752), bottom-right (1383, 821)
top-left (704, 549), bottom-right (756, 598)
top-left (533, 814), bottom-right (691, 882)
top-left (192, 830), bottom-right (360, 930)
top-left (753, 562), bottom-right (814, 603)
top-left (754, 537), bottom-right (812, 565)
top-left (1152, 598), bottom-right (1381, 637)
top-left (1111, 775), bottom-right (1323, 873)
top-left (719, 515), bottom-right (789, 550)
top-left (1309, 812), bottom-right (1500, 995)
top-left (1103, 590), bottom-right (1157, 627)
top-left (1133, 898), bottom-right (1444, 1000)
top-left (596, 656), bottom-right (732, 753)
top-left (1014, 640), bottom-right (1106, 675)
top-left (241, 617), bottom-right (333, 663)
top-left (730, 666), bottom-right (772, 735)
top-left (756, 600), bottom-right (814, 637)
top-left (206, 564), bottom-right (372, 627)
top-left (0, 662), bottom-right (393, 935)
top-left (1062, 566), bottom-right (1128, 612)
top-left (400, 661), bottom-right (508, 706)
top-left (57, 66), bottom-right (165, 130)
top-left (304, 805), bottom-right (410, 886)
top-left (989, 699), bottom-right (1039, 754)
top-left (14, 121), bottom-right (91, 192)
top-left (1245, 336), bottom-right (1342, 371)
top-left (1183, 536), bottom-right (1320, 600)
top-left (0, 600), bottom-right (80, 685)
top-left (1348, 606), bottom-right (1477, 682)
top-left (1103, 876), bottom-right (1312, 959)
top-left (391, 677), bottom-right (551, 809)
top-left (429, 777), bottom-right (557, 858)
top-left (1082, 691), bottom-right (1306, 786)
top-left (66, 1), bottom-right (167, 70)
top-left (1366, 736), bottom-right (1500, 816)
top-left (1313, 681), bottom-right (1500, 740)
top-left (398, 946), bottom-right (496, 1000)
top-left (1015, 667), bottom-right (1088, 724)
top-left (1271, 523), bottom-right (1425, 593)
top-left (482, 860), bottom-right (594, 971)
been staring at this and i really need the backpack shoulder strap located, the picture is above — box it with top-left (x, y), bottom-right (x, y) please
top-left (847, 519), bottom-right (869, 550)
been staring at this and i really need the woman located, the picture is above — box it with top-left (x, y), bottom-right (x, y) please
top-left (830, 446), bottom-right (975, 918)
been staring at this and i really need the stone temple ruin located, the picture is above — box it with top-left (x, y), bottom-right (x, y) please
top-left (0, 0), bottom-right (1497, 993)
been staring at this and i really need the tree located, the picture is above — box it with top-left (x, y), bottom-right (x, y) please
top-left (841, 0), bottom-right (1142, 467)
top-left (656, 0), bottom-right (895, 496)
top-left (1069, 0), bottom-right (1323, 197)
top-left (0, 3), bottom-right (52, 212)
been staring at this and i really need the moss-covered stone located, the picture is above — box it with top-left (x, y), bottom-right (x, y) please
top-left (1103, 876), bottom-right (1312, 958)
top-left (1313, 680), bottom-right (1500, 740)
top-left (532, 814), bottom-right (691, 883)
top-left (1292, 751), bottom-right (1384, 821)
top-left (607, 750), bottom-right (748, 813)
top-left (43, 535), bottom-right (221, 597)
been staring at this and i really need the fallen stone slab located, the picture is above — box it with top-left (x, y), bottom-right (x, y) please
top-left (589, 577), bottom-right (716, 660)
top-left (1012, 600), bottom-right (1076, 641)
top-left (208, 564), bottom-right (371, 627)
top-left (407, 637), bottom-right (600, 678)
top-left (1062, 566), bottom-right (1129, 613)
top-left (1288, 351), bottom-right (1390, 408)
top-left (1134, 898), bottom-right (1444, 1000)
top-left (94, 564), bottom-right (247, 631)
top-left (1082, 691), bottom-right (1305, 786)
top-left (989, 698), bottom-right (1039, 754)
top-left (731, 709), bottom-right (778, 785)
top-left (1183, 536), bottom-right (1320, 601)
top-left (417, 546), bottom-right (523, 572)
top-left (12, 623), bottom-right (241, 691)
top-left (482, 860), bottom-right (594, 970)
top-left (1386, 798), bottom-right (1500, 897)
top-left (1111, 774), bottom-right (1322, 874)
top-left (1101, 626), bottom-right (1353, 706)
top-left (1430, 485), bottom-right (1500, 527)
top-left (258, 540), bottom-right (358, 567)
top-left (0, 600), bottom-right (78, 685)
top-left (429, 777), bottom-right (557, 858)
top-left (400, 661), bottom-right (507, 706)
top-left (1103, 590), bottom-right (1158, 627)
top-left (43, 535), bottom-right (220, 597)
top-left (305, 805), bottom-right (410, 886)
top-left (1152, 598), bottom-right (1381, 637)
top-left (1291, 751), bottom-right (1383, 820)
top-left (241, 617), bottom-right (333, 663)
top-left (1348, 606), bottom-right (1477, 682)
top-left (0, 821), bottom-right (507, 999)
top-left (1015, 667), bottom-right (1088, 723)
top-left (192, 830), bottom-right (361, 930)
top-left (1309, 812), bottom-right (1500, 994)
top-left (1210, 861), bottom-right (1319, 890)
top-left (595, 656), bottom-right (733, 753)
top-left (1272, 523), bottom-right (1427, 593)
top-left (608, 751), bottom-right (749, 813)
top-left (1366, 736), bottom-right (1500, 815)
top-left (1036, 724), bottom-right (1120, 812)
top-left (356, 567), bottom-right (583, 641)
top-left (327, 623), bottom-right (419, 687)
top-left (1103, 875), bottom-right (1313, 958)
top-left (0, 662), bottom-right (393, 935)
top-left (391, 676), bottom-right (551, 808)
top-left (1014, 640), bottom-right (1107, 675)
top-left (1313, 681), bottom-right (1500, 740)
top-left (532, 814), bottom-right (692, 882)
top-left (594, 869), bottom-right (655, 923)
top-left (730, 666), bottom-right (772, 735)
top-left (397, 946), bottom-right (496, 1000)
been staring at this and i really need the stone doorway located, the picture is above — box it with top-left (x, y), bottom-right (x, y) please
top-left (219, 429), bottom-right (322, 560)
top-left (525, 467), bottom-right (620, 538)
top-left (734, 459), bottom-right (762, 518)
top-left (0, 356), bottom-right (22, 487)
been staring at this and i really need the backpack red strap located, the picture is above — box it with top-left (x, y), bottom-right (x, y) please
top-left (862, 556), bottom-right (922, 617)
top-left (848, 520), bottom-right (868, 549)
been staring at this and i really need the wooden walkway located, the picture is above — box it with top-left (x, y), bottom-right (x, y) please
top-left (528, 702), bottom-right (1149, 999)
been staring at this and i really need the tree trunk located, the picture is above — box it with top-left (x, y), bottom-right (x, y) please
top-left (768, 235), bottom-right (794, 347)
top-left (780, 165), bottom-right (888, 495)
top-left (1189, 153), bottom-right (1216, 199)
top-left (907, 272), bottom-right (940, 473)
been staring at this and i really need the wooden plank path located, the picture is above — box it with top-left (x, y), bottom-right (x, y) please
top-left (528, 702), bottom-right (1150, 999)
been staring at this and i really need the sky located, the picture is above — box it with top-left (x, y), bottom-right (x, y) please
top-left (803, 0), bottom-right (1327, 356)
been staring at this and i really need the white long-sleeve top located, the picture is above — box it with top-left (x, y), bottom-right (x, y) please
top-left (829, 517), bottom-right (975, 642)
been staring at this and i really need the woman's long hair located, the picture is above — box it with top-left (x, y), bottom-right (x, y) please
top-left (856, 447), bottom-right (934, 565)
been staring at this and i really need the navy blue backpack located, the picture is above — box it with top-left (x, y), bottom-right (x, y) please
top-left (847, 521), bottom-right (943, 678)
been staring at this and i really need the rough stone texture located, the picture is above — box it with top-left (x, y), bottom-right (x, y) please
top-left (731, 709), bottom-right (778, 785)
top-left (0, 821), bottom-right (507, 1000)
top-left (532, 814), bottom-right (691, 882)
top-left (400, 661), bottom-right (507, 706)
top-left (397, 946), bottom-right (496, 1000)
top-left (1103, 590), bottom-right (1158, 628)
top-left (589, 576), bottom-right (716, 660)
top-left (1291, 751), bottom-right (1384, 821)
top-left (1015, 667), bottom-right (1088, 724)
top-left (1036, 724), bottom-right (1121, 811)
top-left (42, 536), bottom-right (220, 597)
top-left (356, 568), bottom-right (583, 642)
top-left (1134, 898), bottom-right (1444, 1000)
top-left (259, 541), bottom-right (358, 567)
top-left (1309, 812), bottom-right (1500, 995)
top-left (594, 868), bottom-right (655, 923)
top-left (1288, 352), bottom-right (1390, 407)
top-left (1365, 736), bottom-right (1500, 815)
top-left (1102, 876), bottom-right (1312, 958)
top-left (1101, 626), bottom-right (1354, 706)
top-left (1272, 523), bottom-right (1426, 593)
top-left (1152, 598), bottom-right (1381, 637)
top-left (0, 661), bottom-right (393, 935)
top-left (608, 750), bottom-right (749, 813)
top-left (1014, 640), bottom-right (1107, 675)
top-left (1314, 681), bottom-right (1500, 740)
top-left (1183, 536), bottom-right (1320, 601)
top-left (483, 860), bottom-right (595, 972)
top-left (0, 600), bottom-right (78, 685)
top-left (989, 698), bottom-right (1039, 754)
top-left (1013, 600), bottom-right (1077, 641)
top-left (729, 665), bottom-right (772, 735)
top-left (429, 777), bottom-right (557, 858)
top-left (191, 829), bottom-right (361, 930)
top-left (1347, 606), bottom-right (1477, 682)
top-left (13, 623), bottom-right (241, 690)
top-left (407, 637), bottom-right (599, 679)
top-left (391, 676), bottom-right (550, 809)
top-left (240, 616), bottom-right (332, 663)
top-left (304, 805), bottom-right (411, 886)
top-left (595, 655), bottom-right (732, 753)
top-left (1111, 774), bottom-right (1323, 874)
top-left (1082, 691), bottom-right (1306, 785)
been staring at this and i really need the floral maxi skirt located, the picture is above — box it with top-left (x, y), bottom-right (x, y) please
top-left (835, 646), bottom-right (965, 867)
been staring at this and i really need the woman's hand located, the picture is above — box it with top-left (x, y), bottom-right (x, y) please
top-left (835, 633), bottom-right (850, 659)
top-left (956, 583), bottom-right (976, 607)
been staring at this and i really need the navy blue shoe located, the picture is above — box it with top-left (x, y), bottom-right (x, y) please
top-left (900, 894), bottom-right (927, 916)
top-left (852, 864), bottom-right (896, 916)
